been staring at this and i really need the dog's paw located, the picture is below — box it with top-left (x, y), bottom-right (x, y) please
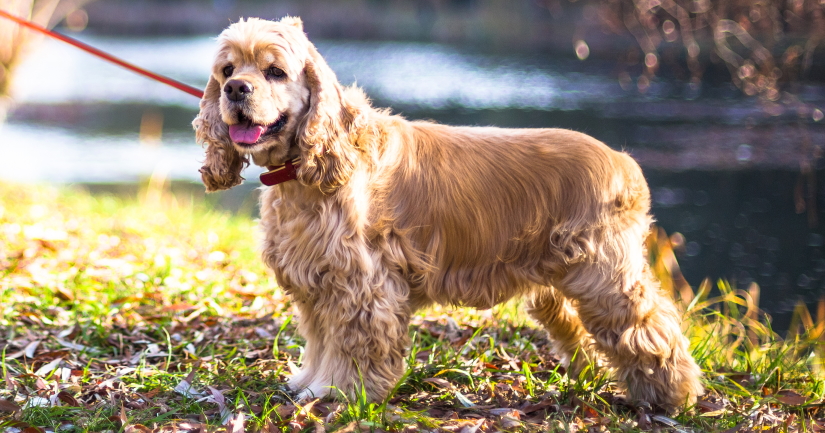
top-left (295, 381), bottom-right (334, 401)
top-left (287, 369), bottom-right (311, 391)
top-left (294, 387), bottom-right (317, 401)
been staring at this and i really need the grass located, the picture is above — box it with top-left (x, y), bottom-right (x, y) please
top-left (2, 180), bottom-right (825, 432)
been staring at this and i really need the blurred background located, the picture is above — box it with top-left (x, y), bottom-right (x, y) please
top-left (0, 0), bottom-right (824, 327)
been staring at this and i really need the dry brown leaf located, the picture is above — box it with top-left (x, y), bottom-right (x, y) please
top-left (34, 357), bottom-right (63, 377)
top-left (55, 286), bottom-right (74, 301)
top-left (119, 405), bottom-right (129, 425)
top-left (34, 377), bottom-right (49, 390)
top-left (229, 412), bottom-right (245, 433)
top-left (57, 391), bottom-right (80, 407)
top-left (174, 369), bottom-right (204, 398)
top-left (262, 418), bottom-right (280, 433)
top-left (423, 377), bottom-right (452, 389)
top-left (500, 413), bottom-right (521, 429)
top-left (335, 421), bottom-right (358, 433)
top-left (4, 349), bottom-right (25, 360)
top-left (0, 398), bottom-right (22, 413)
top-left (775, 390), bottom-right (807, 406)
top-left (651, 414), bottom-right (681, 427)
top-left (521, 400), bottom-right (554, 414)
top-left (206, 386), bottom-right (232, 425)
top-left (696, 400), bottom-right (724, 412)
top-left (295, 398), bottom-right (319, 423)
top-left (489, 408), bottom-right (525, 416)
top-left (124, 424), bottom-right (153, 433)
top-left (276, 404), bottom-right (297, 419)
top-left (458, 418), bottom-right (485, 433)
top-left (636, 411), bottom-right (650, 430)
top-left (24, 340), bottom-right (41, 358)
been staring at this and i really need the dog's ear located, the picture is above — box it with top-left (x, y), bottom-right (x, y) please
top-left (192, 75), bottom-right (248, 192)
top-left (296, 45), bottom-right (359, 194)
top-left (279, 16), bottom-right (303, 31)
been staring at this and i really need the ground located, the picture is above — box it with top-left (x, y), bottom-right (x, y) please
top-left (1, 181), bottom-right (825, 432)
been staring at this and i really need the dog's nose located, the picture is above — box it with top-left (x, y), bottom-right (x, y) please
top-left (224, 79), bottom-right (254, 102)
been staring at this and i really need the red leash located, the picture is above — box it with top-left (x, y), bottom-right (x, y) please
top-left (0, 9), bottom-right (204, 99)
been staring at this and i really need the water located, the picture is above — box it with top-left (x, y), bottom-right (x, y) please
top-left (2, 34), bottom-right (825, 327)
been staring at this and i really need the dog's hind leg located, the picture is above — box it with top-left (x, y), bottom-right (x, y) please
top-left (527, 286), bottom-right (598, 376)
top-left (553, 227), bottom-right (703, 412)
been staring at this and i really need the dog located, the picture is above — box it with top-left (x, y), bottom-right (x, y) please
top-left (193, 16), bottom-right (703, 411)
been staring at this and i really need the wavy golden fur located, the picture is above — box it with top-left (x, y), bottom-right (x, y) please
top-left (193, 17), bottom-right (703, 411)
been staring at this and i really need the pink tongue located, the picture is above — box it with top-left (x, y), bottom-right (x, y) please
top-left (229, 124), bottom-right (266, 144)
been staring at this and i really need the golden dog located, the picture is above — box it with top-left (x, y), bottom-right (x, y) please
top-left (193, 16), bottom-right (703, 411)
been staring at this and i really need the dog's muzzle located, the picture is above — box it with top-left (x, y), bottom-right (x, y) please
top-left (224, 79), bottom-right (253, 102)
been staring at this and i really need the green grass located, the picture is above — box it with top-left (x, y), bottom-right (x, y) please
top-left (2, 181), bottom-right (825, 432)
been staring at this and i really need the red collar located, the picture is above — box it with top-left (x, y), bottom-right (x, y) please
top-left (260, 157), bottom-right (301, 186)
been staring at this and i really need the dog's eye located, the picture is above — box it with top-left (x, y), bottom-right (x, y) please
top-left (223, 65), bottom-right (234, 78)
top-left (266, 66), bottom-right (286, 80)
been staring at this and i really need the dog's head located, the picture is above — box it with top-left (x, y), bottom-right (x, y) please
top-left (193, 17), bottom-right (358, 193)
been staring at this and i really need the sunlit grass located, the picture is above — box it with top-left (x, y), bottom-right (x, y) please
top-left (2, 181), bottom-right (825, 432)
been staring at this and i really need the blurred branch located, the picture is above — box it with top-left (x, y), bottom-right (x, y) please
top-left (0, 0), bottom-right (95, 120)
top-left (590, 0), bottom-right (825, 99)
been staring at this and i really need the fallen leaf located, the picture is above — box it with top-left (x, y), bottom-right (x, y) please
top-left (230, 412), bottom-right (245, 433)
top-left (118, 405), bottom-right (128, 425)
top-left (207, 386), bottom-right (233, 425)
top-left (651, 414), bottom-right (681, 427)
top-left (57, 391), bottom-right (80, 407)
top-left (4, 349), bottom-right (25, 360)
top-left (489, 408), bottom-right (526, 416)
top-left (5, 370), bottom-right (18, 391)
top-left (637, 411), bottom-right (650, 430)
top-left (697, 400), bottom-right (724, 412)
top-left (254, 327), bottom-right (274, 338)
top-left (296, 399), bottom-right (319, 423)
top-left (520, 400), bottom-right (554, 414)
top-left (23, 397), bottom-right (50, 409)
top-left (775, 390), bottom-right (807, 406)
top-left (458, 418), bottom-right (485, 433)
top-left (276, 404), bottom-right (297, 419)
top-left (454, 391), bottom-right (475, 408)
top-left (24, 340), bottom-right (40, 358)
top-left (499, 410), bottom-right (521, 429)
top-left (34, 377), bottom-right (49, 390)
top-left (335, 421), bottom-right (358, 433)
top-left (0, 398), bottom-right (21, 413)
top-left (423, 377), bottom-right (452, 389)
top-left (55, 286), bottom-right (74, 301)
top-left (34, 357), bottom-right (63, 377)
top-left (174, 369), bottom-right (204, 398)
top-left (55, 338), bottom-right (97, 353)
top-left (262, 419), bottom-right (279, 433)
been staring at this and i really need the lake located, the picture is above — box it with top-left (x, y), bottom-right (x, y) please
top-left (2, 34), bottom-right (824, 327)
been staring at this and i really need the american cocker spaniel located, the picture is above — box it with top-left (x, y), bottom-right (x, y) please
top-left (192, 17), bottom-right (703, 411)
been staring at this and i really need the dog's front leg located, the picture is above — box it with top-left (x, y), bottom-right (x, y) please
top-left (291, 272), bottom-right (412, 402)
top-left (287, 297), bottom-right (325, 392)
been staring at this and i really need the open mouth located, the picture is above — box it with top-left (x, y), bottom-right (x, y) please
top-left (228, 112), bottom-right (288, 146)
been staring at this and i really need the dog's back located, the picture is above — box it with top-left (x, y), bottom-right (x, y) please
top-left (373, 121), bottom-right (652, 308)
